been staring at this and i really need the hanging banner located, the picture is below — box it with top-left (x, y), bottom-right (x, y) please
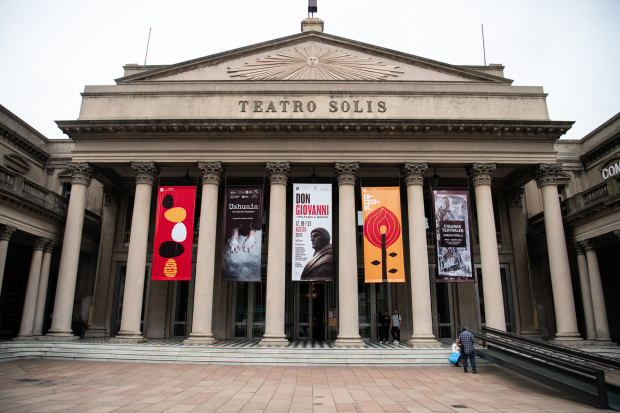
top-left (431, 188), bottom-right (475, 283)
top-left (152, 186), bottom-right (196, 281)
top-left (292, 184), bottom-right (333, 281)
top-left (221, 185), bottom-right (263, 282)
top-left (362, 187), bottom-right (405, 283)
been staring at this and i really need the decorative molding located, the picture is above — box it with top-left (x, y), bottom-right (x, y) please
top-left (33, 237), bottom-right (49, 251)
top-left (197, 162), bottom-right (224, 185)
top-left (131, 162), bottom-right (159, 185)
top-left (44, 240), bottom-right (57, 253)
top-left (533, 163), bottom-right (563, 189)
top-left (266, 162), bottom-right (290, 186)
top-left (67, 162), bottom-right (95, 186)
top-left (0, 226), bottom-right (16, 241)
top-left (468, 163), bottom-right (496, 187)
top-left (583, 239), bottom-right (596, 252)
top-left (573, 242), bottom-right (585, 255)
top-left (4, 153), bottom-right (31, 175)
top-left (335, 162), bottom-right (359, 186)
top-left (228, 43), bottom-right (403, 81)
top-left (402, 162), bottom-right (428, 186)
top-left (103, 186), bottom-right (122, 206)
top-left (0, 125), bottom-right (50, 164)
top-left (505, 187), bottom-right (525, 207)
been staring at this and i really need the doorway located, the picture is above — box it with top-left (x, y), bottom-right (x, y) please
top-left (231, 281), bottom-right (266, 340)
top-left (169, 264), bottom-right (196, 338)
top-left (474, 264), bottom-right (515, 332)
top-left (295, 281), bottom-right (333, 341)
top-left (357, 274), bottom-right (392, 342)
top-left (429, 264), bottom-right (455, 340)
top-left (110, 262), bottom-right (152, 336)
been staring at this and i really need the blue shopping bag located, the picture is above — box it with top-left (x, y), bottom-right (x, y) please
top-left (449, 352), bottom-right (460, 363)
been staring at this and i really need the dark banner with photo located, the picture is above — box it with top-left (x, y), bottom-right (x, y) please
top-left (221, 185), bottom-right (263, 282)
top-left (152, 186), bottom-right (196, 281)
top-left (292, 183), bottom-right (333, 281)
top-left (431, 188), bottom-right (475, 283)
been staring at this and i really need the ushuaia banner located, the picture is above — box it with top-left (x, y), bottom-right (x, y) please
top-left (431, 188), bottom-right (475, 283)
top-left (152, 186), bottom-right (196, 281)
top-left (293, 183), bottom-right (333, 281)
top-left (362, 187), bottom-right (405, 283)
top-left (221, 185), bottom-right (263, 282)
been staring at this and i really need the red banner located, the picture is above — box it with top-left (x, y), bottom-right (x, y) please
top-left (152, 186), bottom-right (196, 281)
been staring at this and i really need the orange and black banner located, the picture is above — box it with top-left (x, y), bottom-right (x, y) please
top-left (362, 187), bottom-right (405, 283)
top-left (152, 186), bottom-right (196, 281)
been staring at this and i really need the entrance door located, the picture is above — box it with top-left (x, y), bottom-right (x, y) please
top-left (357, 277), bottom-right (392, 342)
top-left (231, 281), bottom-right (266, 340)
top-left (429, 264), bottom-right (454, 340)
top-left (170, 264), bottom-right (196, 338)
top-left (474, 264), bottom-right (515, 332)
top-left (111, 262), bottom-right (152, 336)
top-left (295, 281), bottom-right (330, 341)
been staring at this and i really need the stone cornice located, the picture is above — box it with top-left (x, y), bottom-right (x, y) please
top-left (580, 133), bottom-right (620, 168)
top-left (0, 124), bottom-right (50, 164)
top-left (335, 162), bottom-right (359, 186)
top-left (402, 162), bottom-right (428, 186)
top-left (57, 119), bottom-right (573, 141)
top-left (266, 162), bottom-right (290, 185)
top-left (197, 162), bottom-right (224, 185)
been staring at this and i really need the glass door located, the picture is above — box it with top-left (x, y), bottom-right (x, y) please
top-left (170, 264), bottom-right (196, 338)
top-left (357, 271), bottom-right (392, 342)
top-left (474, 264), bottom-right (515, 332)
top-left (429, 264), bottom-right (454, 340)
top-left (231, 281), bottom-right (266, 340)
top-left (294, 281), bottom-right (332, 341)
top-left (111, 263), bottom-right (152, 336)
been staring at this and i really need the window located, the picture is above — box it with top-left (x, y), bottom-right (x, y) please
top-left (62, 183), bottom-right (71, 200)
top-left (557, 185), bottom-right (566, 203)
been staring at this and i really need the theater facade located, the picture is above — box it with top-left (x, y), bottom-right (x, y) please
top-left (4, 18), bottom-right (616, 348)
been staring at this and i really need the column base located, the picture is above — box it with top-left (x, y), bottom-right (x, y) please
top-left (520, 330), bottom-right (543, 339)
top-left (258, 335), bottom-right (289, 347)
top-left (592, 339), bottom-right (617, 346)
top-left (406, 335), bottom-right (442, 347)
top-left (39, 334), bottom-right (80, 341)
top-left (551, 332), bottom-right (582, 346)
top-left (183, 333), bottom-right (217, 345)
top-left (84, 326), bottom-right (108, 338)
top-left (334, 336), bottom-right (366, 348)
top-left (109, 330), bottom-right (147, 344)
top-left (12, 335), bottom-right (38, 341)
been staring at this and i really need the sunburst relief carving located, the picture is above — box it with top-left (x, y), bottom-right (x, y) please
top-left (227, 43), bottom-right (403, 81)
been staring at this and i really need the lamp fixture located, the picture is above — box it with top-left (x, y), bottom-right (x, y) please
top-left (430, 168), bottom-right (441, 187)
top-left (310, 167), bottom-right (320, 183)
top-left (180, 167), bottom-right (194, 186)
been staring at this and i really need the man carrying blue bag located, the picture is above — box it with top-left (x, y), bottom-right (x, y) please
top-left (458, 327), bottom-right (477, 374)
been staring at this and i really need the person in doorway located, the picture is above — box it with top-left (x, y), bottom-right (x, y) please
top-left (379, 311), bottom-right (390, 344)
top-left (458, 327), bottom-right (477, 374)
top-left (452, 338), bottom-right (462, 367)
top-left (390, 309), bottom-right (402, 344)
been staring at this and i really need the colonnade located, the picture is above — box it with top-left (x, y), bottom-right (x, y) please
top-left (3, 161), bottom-right (593, 345)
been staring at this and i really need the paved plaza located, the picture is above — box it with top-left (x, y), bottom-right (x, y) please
top-left (0, 359), bottom-right (603, 413)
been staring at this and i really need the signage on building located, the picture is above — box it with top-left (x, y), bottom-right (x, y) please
top-left (221, 185), bottom-right (264, 282)
top-left (292, 183), bottom-right (333, 281)
top-left (602, 160), bottom-right (620, 180)
top-left (152, 186), bottom-right (196, 281)
top-left (431, 188), bottom-right (475, 283)
top-left (361, 187), bottom-right (405, 283)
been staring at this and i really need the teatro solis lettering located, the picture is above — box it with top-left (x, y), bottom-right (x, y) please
top-left (238, 100), bottom-right (386, 113)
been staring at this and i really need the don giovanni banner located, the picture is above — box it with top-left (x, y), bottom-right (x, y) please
top-left (221, 185), bottom-right (263, 282)
top-left (431, 188), bottom-right (474, 283)
top-left (293, 184), bottom-right (333, 281)
top-left (152, 186), bottom-right (196, 281)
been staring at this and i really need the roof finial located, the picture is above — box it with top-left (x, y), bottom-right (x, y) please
top-left (302, 0), bottom-right (324, 33)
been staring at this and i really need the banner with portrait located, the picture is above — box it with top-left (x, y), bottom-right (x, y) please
top-left (221, 185), bottom-right (263, 282)
top-left (361, 187), bottom-right (405, 283)
top-left (292, 184), bottom-right (333, 281)
top-left (431, 188), bottom-right (475, 283)
top-left (152, 186), bottom-right (196, 281)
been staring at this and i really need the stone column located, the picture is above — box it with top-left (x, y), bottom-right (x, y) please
top-left (505, 188), bottom-right (540, 337)
top-left (583, 240), bottom-right (613, 344)
top-left (573, 242), bottom-right (596, 340)
top-left (44, 162), bottom-right (94, 341)
top-left (334, 162), bottom-right (365, 348)
top-left (184, 162), bottom-right (224, 345)
top-left (33, 241), bottom-right (56, 337)
top-left (0, 226), bottom-right (17, 298)
top-left (468, 163), bottom-right (506, 331)
top-left (533, 164), bottom-right (581, 342)
top-left (259, 162), bottom-right (291, 347)
top-left (402, 162), bottom-right (440, 346)
top-left (85, 187), bottom-right (121, 337)
top-left (15, 237), bottom-right (49, 340)
top-left (110, 162), bottom-right (158, 343)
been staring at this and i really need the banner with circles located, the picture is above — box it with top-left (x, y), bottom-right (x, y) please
top-left (152, 186), bottom-right (196, 281)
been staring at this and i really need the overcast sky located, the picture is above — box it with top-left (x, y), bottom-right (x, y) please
top-left (1, 0), bottom-right (618, 140)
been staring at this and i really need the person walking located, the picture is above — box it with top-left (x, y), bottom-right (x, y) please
top-left (379, 311), bottom-right (390, 344)
top-left (458, 327), bottom-right (477, 374)
top-left (451, 338), bottom-right (462, 367)
top-left (390, 309), bottom-right (402, 344)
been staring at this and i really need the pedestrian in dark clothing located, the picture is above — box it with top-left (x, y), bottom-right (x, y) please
top-left (379, 311), bottom-right (390, 344)
top-left (458, 327), bottom-right (477, 373)
top-left (390, 309), bottom-right (402, 344)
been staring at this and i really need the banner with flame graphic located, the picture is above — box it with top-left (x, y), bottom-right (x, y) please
top-left (152, 186), bottom-right (196, 281)
top-left (362, 187), bottom-right (405, 283)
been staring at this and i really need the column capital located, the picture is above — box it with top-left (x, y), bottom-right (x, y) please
top-left (67, 162), bottom-right (95, 186)
top-left (573, 242), bottom-right (585, 255)
top-left (197, 162), bottom-right (224, 185)
top-left (334, 162), bottom-right (359, 186)
top-left (467, 163), bottom-right (496, 187)
top-left (583, 239), bottom-right (596, 252)
top-left (505, 187), bottom-right (525, 207)
top-left (44, 240), bottom-right (57, 253)
top-left (33, 237), bottom-right (50, 251)
top-left (0, 226), bottom-right (17, 241)
top-left (103, 186), bottom-right (122, 206)
top-left (131, 162), bottom-right (159, 186)
top-left (266, 162), bottom-right (290, 186)
top-left (533, 163), bottom-right (563, 189)
top-left (402, 162), bottom-right (428, 186)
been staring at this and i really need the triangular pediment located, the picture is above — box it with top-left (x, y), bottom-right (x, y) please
top-left (116, 32), bottom-right (511, 84)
